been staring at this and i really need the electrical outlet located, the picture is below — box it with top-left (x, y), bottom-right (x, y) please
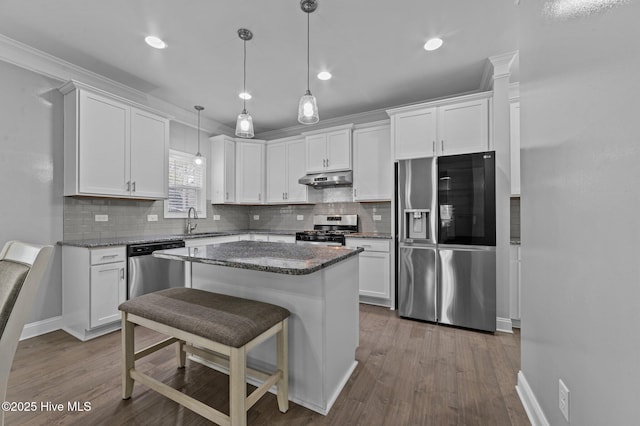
top-left (373, 214), bottom-right (382, 221)
top-left (213, 215), bottom-right (221, 221)
top-left (297, 215), bottom-right (304, 221)
top-left (147, 214), bottom-right (158, 222)
top-left (253, 215), bottom-right (259, 221)
top-left (559, 379), bottom-right (570, 422)
top-left (94, 214), bottom-right (108, 222)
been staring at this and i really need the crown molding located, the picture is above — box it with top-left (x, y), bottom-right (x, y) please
top-left (0, 33), bottom-right (234, 136)
top-left (480, 51), bottom-right (519, 91)
top-left (255, 108), bottom-right (389, 140)
top-left (386, 90), bottom-right (493, 116)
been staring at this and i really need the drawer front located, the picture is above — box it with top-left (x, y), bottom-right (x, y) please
top-left (345, 238), bottom-right (390, 253)
top-left (90, 246), bottom-right (126, 265)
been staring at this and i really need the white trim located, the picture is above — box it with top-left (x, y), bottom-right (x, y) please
top-left (324, 361), bottom-right (358, 415)
top-left (516, 370), bottom-right (551, 426)
top-left (19, 316), bottom-right (63, 341)
top-left (301, 123), bottom-right (354, 137)
top-left (496, 317), bottom-right (513, 333)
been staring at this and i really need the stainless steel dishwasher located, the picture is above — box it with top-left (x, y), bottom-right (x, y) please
top-left (127, 240), bottom-right (186, 299)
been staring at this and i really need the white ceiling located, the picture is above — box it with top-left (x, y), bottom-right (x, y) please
top-left (0, 0), bottom-right (519, 135)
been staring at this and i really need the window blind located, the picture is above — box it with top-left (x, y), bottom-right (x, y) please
top-left (165, 149), bottom-right (206, 218)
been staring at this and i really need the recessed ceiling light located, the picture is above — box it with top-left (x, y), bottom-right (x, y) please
top-left (239, 92), bottom-right (252, 100)
top-left (317, 71), bottom-right (332, 81)
top-left (145, 36), bottom-right (167, 49)
top-left (423, 38), bottom-right (443, 51)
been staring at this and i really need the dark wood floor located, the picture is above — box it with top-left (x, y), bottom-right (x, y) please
top-left (6, 304), bottom-right (529, 425)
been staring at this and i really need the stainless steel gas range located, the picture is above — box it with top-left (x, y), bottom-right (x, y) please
top-left (295, 214), bottom-right (358, 246)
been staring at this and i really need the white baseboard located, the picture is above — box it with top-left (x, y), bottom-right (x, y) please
top-left (496, 317), bottom-right (513, 333)
top-left (20, 316), bottom-right (63, 341)
top-left (516, 370), bottom-right (550, 426)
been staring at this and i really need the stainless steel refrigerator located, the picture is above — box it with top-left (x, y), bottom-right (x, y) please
top-left (397, 152), bottom-right (496, 332)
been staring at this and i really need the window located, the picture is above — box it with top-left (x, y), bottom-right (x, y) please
top-left (164, 149), bottom-right (207, 218)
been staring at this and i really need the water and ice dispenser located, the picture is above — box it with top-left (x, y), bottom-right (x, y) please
top-left (404, 209), bottom-right (430, 240)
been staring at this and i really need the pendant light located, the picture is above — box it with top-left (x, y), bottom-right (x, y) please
top-left (235, 28), bottom-right (255, 138)
top-left (298, 0), bottom-right (319, 125)
top-left (194, 105), bottom-right (204, 165)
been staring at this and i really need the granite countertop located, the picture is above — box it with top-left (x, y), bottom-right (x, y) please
top-left (57, 229), bottom-right (298, 248)
top-left (153, 240), bottom-right (363, 276)
top-left (347, 232), bottom-right (392, 239)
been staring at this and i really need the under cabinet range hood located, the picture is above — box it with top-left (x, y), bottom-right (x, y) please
top-left (298, 170), bottom-right (353, 188)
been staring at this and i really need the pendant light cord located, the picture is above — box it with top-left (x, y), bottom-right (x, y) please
top-left (307, 12), bottom-right (310, 92)
top-left (243, 39), bottom-right (247, 112)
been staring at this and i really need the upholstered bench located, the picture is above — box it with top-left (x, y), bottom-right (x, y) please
top-left (119, 288), bottom-right (290, 426)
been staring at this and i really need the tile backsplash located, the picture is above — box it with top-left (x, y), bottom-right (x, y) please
top-left (63, 198), bottom-right (248, 240)
top-left (63, 197), bottom-right (392, 240)
top-left (510, 197), bottom-right (521, 239)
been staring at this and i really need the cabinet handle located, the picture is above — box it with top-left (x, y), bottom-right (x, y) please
top-left (120, 268), bottom-right (125, 280)
top-left (285, 192), bottom-right (288, 200)
top-left (126, 181), bottom-right (131, 192)
top-left (283, 192), bottom-right (285, 200)
top-left (226, 192), bottom-right (229, 200)
top-left (432, 141), bottom-right (435, 154)
top-left (101, 254), bottom-right (118, 259)
top-left (441, 140), bottom-right (444, 152)
top-left (258, 193), bottom-right (261, 201)
top-left (354, 188), bottom-right (357, 197)
top-left (326, 158), bottom-right (329, 167)
top-left (132, 181), bottom-right (136, 192)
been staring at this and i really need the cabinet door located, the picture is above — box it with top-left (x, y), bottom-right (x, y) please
top-left (393, 107), bottom-right (437, 159)
top-left (510, 102), bottom-right (521, 195)
top-left (224, 139), bottom-right (236, 202)
top-left (305, 134), bottom-right (327, 172)
top-left (266, 142), bottom-right (287, 203)
top-left (286, 139), bottom-right (308, 202)
top-left (353, 126), bottom-right (391, 201)
top-left (78, 90), bottom-right (129, 196)
top-left (326, 129), bottom-right (351, 171)
top-left (437, 98), bottom-right (489, 155)
top-left (90, 261), bottom-right (126, 328)
top-left (236, 142), bottom-right (264, 203)
top-left (359, 251), bottom-right (390, 299)
top-left (130, 108), bottom-right (168, 199)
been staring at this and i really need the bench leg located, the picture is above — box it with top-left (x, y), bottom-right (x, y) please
top-left (122, 313), bottom-right (135, 399)
top-left (229, 346), bottom-right (247, 426)
top-left (176, 340), bottom-right (186, 368)
top-left (276, 319), bottom-right (289, 413)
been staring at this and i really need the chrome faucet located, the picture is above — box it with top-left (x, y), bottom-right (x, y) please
top-left (186, 207), bottom-right (198, 234)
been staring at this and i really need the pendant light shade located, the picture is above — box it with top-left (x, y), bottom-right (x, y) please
top-left (235, 28), bottom-right (255, 138)
top-left (298, 0), bottom-right (319, 125)
top-left (194, 105), bottom-right (204, 165)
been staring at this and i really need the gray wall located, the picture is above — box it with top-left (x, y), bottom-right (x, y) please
top-left (519, 2), bottom-right (640, 424)
top-left (0, 61), bottom-right (64, 323)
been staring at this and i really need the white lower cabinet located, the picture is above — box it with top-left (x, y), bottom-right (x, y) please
top-left (509, 245), bottom-right (521, 323)
top-left (63, 245), bottom-right (126, 341)
top-left (345, 238), bottom-right (391, 301)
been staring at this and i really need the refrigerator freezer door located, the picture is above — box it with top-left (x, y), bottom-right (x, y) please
top-left (398, 245), bottom-right (437, 322)
top-left (438, 246), bottom-right (496, 332)
top-left (397, 157), bottom-right (437, 245)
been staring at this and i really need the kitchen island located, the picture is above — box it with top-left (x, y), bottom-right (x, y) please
top-left (153, 241), bottom-right (363, 415)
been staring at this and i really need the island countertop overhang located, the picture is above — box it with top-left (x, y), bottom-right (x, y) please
top-left (152, 240), bottom-right (363, 275)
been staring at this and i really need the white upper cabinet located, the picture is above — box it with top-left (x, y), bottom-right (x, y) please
top-left (353, 124), bottom-right (392, 201)
top-left (510, 101), bottom-right (521, 195)
top-left (211, 135), bottom-right (236, 204)
top-left (129, 108), bottom-right (169, 198)
top-left (388, 93), bottom-right (491, 159)
top-left (236, 140), bottom-right (265, 204)
top-left (437, 98), bottom-right (489, 156)
top-left (266, 138), bottom-right (308, 203)
top-left (303, 124), bottom-right (353, 173)
top-left (392, 107), bottom-right (437, 159)
top-left (61, 81), bottom-right (169, 199)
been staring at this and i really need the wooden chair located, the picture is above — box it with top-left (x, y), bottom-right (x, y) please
top-left (0, 241), bottom-right (54, 426)
top-left (119, 288), bottom-right (290, 426)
